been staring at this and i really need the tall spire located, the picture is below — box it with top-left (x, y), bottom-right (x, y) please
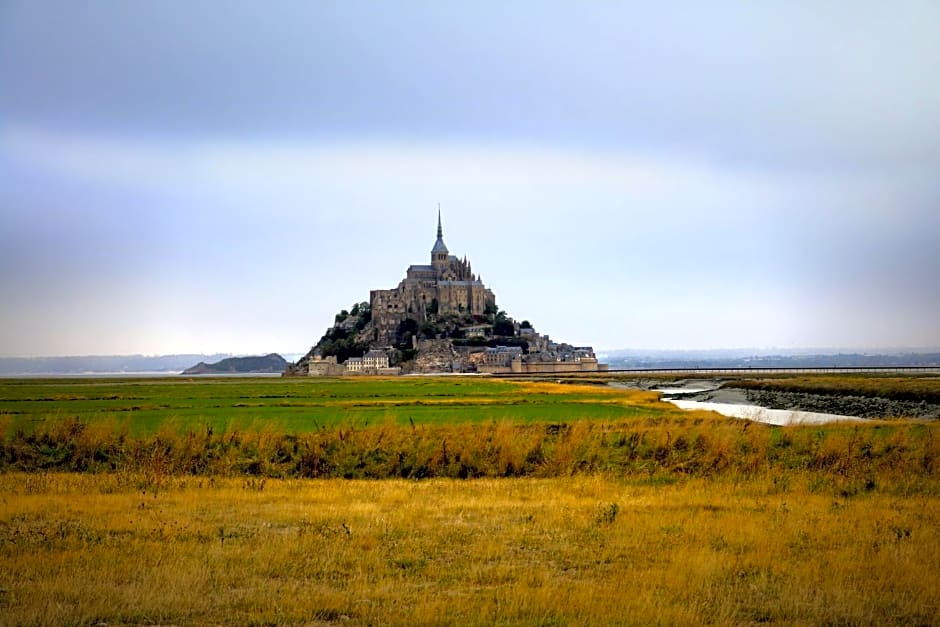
top-left (431, 203), bottom-right (449, 259)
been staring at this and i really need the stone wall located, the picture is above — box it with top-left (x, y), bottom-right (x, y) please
top-left (308, 358), bottom-right (346, 377)
top-left (371, 288), bottom-right (407, 345)
top-left (346, 367), bottom-right (402, 377)
top-left (478, 358), bottom-right (605, 375)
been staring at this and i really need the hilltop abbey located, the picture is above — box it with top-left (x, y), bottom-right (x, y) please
top-left (370, 212), bottom-right (497, 345)
top-left (289, 210), bottom-right (606, 376)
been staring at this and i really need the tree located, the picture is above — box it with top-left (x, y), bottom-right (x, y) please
top-left (395, 318), bottom-right (419, 347)
top-left (493, 319), bottom-right (515, 337)
top-left (359, 303), bottom-right (372, 325)
top-left (520, 320), bottom-right (532, 329)
top-left (419, 321), bottom-right (441, 339)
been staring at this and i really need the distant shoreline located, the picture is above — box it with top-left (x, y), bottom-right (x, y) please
top-left (0, 372), bottom-right (284, 379)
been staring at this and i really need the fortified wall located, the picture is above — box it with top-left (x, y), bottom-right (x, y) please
top-left (477, 356), bottom-right (606, 375)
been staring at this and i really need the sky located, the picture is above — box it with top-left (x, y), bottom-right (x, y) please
top-left (1, 1), bottom-right (939, 357)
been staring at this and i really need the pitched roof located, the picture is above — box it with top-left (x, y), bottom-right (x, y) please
top-left (431, 237), bottom-right (449, 254)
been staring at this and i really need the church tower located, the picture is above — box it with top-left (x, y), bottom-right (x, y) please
top-left (431, 208), bottom-right (449, 269)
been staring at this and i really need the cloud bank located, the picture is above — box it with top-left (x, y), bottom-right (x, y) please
top-left (1, 1), bottom-right (938, 355)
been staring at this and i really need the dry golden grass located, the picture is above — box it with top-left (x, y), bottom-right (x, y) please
top-left (2, 472), bottom-right (939, 625)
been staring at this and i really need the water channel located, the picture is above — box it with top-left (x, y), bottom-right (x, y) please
top-left (650, 384), bottom-right (864, 426)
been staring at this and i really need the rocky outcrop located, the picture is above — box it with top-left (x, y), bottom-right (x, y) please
top-left (409, 340), bottom-right (460, 374)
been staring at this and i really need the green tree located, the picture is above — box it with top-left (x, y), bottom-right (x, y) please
top-left (493, 319), bottom-right (515, 337)
top-left (395, 318), bottom-right (419, 348)
top-left (420, 321), bottom-right (441, 339)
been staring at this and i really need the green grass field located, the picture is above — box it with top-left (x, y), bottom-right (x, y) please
top-left (0, 376), bottom-right (664, 435)
top-left (2, 375), bottom-right (938, 483)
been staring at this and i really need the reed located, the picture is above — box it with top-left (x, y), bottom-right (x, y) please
top-left (4, 411), bottom-right (938, 487)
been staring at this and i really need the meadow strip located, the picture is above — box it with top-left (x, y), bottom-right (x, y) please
top-left (2, 411), bottom-right (937, 489)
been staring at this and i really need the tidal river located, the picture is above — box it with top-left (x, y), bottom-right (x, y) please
top-left (664, 398), bottom-right (862, 426)
top-left (627, 382), bottom-right (865, 426)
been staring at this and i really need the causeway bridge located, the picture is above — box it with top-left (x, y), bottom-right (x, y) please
top-left (496, 366), bottom-right (940, 377)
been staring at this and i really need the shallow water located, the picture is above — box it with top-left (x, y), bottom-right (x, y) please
top-left (652, 386), bottom-right (721, 396)
top-left (667, 399), bottom-right (863, 426)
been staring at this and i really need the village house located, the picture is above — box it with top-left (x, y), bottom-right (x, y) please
top-left (363, 349), bottom-right (390, 369)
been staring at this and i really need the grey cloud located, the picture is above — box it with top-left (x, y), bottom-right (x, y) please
top-left (1, 1), bottom-right (938, 353)
top-left (2, 2), bottom-right (938, 167)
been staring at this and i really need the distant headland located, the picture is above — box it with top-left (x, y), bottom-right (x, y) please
top-left (183, 353), bottom-right (287, 375)
top-left (284, 211), bottom-right (606, 376)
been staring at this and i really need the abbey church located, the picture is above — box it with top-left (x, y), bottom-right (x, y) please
top-left (287, 210), bottom-right (605, 376)
top-left (370, 212), bottom-right (497, 345)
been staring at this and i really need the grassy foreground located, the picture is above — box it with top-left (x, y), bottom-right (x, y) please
top-left (2, 376), bottom-right (939, 624)
top-left (2, 472), bottom-right (938, 625)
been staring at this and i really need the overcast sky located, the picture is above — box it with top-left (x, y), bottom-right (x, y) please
top-left (1, 1), bottom-right (939, 357)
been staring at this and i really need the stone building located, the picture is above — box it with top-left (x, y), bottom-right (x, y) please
top-left (307, 355), bottom-right (346, 377)
top-left (293, 209), bottom-right (608, 377)
top-left (371, 212), bottom-right (496, 344)
top-left (484, 346), bottom-right (523, 366)
top-left (362, 349), bottom-right (390, 369)
top-left (461, 324), bottom-right (491, 338)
